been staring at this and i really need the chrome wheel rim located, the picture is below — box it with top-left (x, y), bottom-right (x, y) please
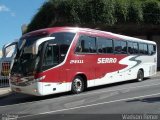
top-left (73, 78), bottom-right (82, 92)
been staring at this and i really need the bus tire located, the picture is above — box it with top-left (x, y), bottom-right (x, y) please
top-left (137, 70), bottom-right (144, 82)
top-left (71, 76), bottom-right (84, 94)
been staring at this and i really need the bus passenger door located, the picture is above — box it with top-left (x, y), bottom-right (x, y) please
top-left (41, 43), bottom-right (67, 94)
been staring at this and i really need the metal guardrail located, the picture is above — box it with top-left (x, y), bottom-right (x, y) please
top-left (0, 77), bottom-right (9, 88)
top-left (0, 62), bottom-right (10, 88)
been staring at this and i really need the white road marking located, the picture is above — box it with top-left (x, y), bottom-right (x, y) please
top-left (0, 81), bottom-right (160, 108)
top-left (80, 82), bottom-right (160, 96)
top-left (19, 92), bottom-right (160, 119)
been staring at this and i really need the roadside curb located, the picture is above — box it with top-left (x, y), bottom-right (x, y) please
top-left (0, 89), bottom-right (12, 98)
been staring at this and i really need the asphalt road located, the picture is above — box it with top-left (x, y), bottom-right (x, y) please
top-left (1, 76), bottom-right (160, 120)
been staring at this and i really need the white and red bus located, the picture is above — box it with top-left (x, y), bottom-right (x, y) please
top-left (10, 27), bottom-right (157, 96)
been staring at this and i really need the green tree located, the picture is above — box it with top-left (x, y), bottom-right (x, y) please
top-left (128, 0), bottom-right (143, 23)
top-left (26, 0), bottom-right (160, 33)
top-left (142, 0), bottom-right (160, 24)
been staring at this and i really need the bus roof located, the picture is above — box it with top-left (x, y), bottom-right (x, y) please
top-left (23, 27), bottom-right (156, 45)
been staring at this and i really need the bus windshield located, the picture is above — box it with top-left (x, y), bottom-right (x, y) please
top-left (11, 32), bottom-right (75, 76)
top-left (12, 42), bottom-right (42, 76)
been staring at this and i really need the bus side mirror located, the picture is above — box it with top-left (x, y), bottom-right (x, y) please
top-left (32, 37), bottom-right (55, 55)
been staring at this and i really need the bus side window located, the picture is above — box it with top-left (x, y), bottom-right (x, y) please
top-left (97, 37), bottom-right (113, 54)
top-left (60, 44), bottom-right (69, 62)
top-left (114, 40), bottom-right (127, 54)
top-left (148, 44), bottom-right (156, 55)
top-left (43, 46), bottom-right (53, 66)
top-left (139, 43), bottom-right (144, 54)
top-left (128, 41), bottom-right (133, 54)
top-left (75, 35), bottom-right (96, 53)
top-left (121, 41), bottom-right (127, 54)
top-left (143, 44), bottom-right (148, 55)
top-left (42, 45), bottom-right (59, 70)
top-left (75, 40), bottom-right (84, 53)
top-left (139, 43), bottom-right (148, 55)
top-left (133, 42), bottom-right (138, 54)
top-left (114, 40), bottom-right (121, 54)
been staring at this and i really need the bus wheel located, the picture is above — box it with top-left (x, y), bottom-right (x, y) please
top-left (137, 70), bottom-right (144, 82)
top-left (71, 76), bottom-right (84, 94)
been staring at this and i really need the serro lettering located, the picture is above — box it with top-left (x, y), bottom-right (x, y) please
top-left (97, 58), bottom-right (117, 64)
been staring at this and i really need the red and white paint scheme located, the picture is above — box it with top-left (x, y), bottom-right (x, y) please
top-left (10, 27), bottom-right (157, 96)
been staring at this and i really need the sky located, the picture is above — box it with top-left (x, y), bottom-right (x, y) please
top-left (0, 0), bottom-right (46, 50)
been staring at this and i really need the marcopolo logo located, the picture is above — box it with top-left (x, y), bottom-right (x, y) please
top-left (70, 60), bottom-right (84, 64)
top-left (97, 58), bottom-right (117, 64)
